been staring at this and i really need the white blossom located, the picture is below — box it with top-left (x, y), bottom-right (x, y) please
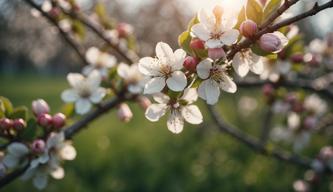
top-left (83, 47), bottom-right (117, 78)
top-left (196, 58), bottom-right (237, 105)
top-left (145, 88), bottom-right (203, 134)
top-left (304, 94), bottom-right (327, 116)
top-left (191, 5), bottom-right (239, 48)
top-left (3, 143), bottom-right (29, 168)
top-left (61, 70), bottom-right (106, 114)
top-left (138, 42), bottom-right (187, 94)
top-left (232, 49), bottom-right (264, 77)
top-left (21, 132), bottom-right (76, 190)
top-left (117, 63), bottom-right (145, 94)
top-left (260, 59), bottom-right (291, 82)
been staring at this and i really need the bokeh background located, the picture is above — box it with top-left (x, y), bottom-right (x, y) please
top-left (1, 0), bottom-right (333, 191)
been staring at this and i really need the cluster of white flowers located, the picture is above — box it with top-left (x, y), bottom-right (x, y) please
top-left (271, 94), bottom-right (327, 152)
top-left (2, 132), bottom-right (76, 190)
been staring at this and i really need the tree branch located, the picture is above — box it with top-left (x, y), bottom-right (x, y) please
top-left (227, 0), bottom-right (333, 60)
top-left (207, 104), bottom-right (312, 168)
top-left (24, 0), bottom-right (88, 66)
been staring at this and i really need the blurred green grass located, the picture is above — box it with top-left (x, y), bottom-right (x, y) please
top-left (0, 74), bottom-right (314, 192)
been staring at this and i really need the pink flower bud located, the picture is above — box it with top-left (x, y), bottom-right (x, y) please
top-left (259, 0), bottom-right (267, 6)
top-left (290, 53), bottom-right (304, 63)
top-left (259, 33), bottom-right (285, 53)
top-left (48, 7), bottom-right (61, 18)
top-left (293, 180), bottom-right (309, 192)
top-left (0, 118), bottom-right (13, 130)
top-left (117, 23), bottom-right (133, 38)
top-left (183, 56), bottom-right (199, 72)
top-left (137, 96), bottom-right (151, 110)
top-left (52, 113), bottom-right (66, 129)
top-left (240, 20), bottom-right (258, 38)
top-left (13, 119), bottom-right (26, 131)
top-left (37, 113), bottom-right (53, 128)
top-left (304, 116), bottom-right (317, 130)
top-left (208, 48), bottom-right (225, 60)
top-left (32, 99), bottom-right (50, 117)
top-left (190, 38), bottom-right (205, 50)
top-left (117, 103), bottom-right (133, 123)
top-left (262, 84), bottom-right (274, 97)
top-left (31, 139), bottom-right (46, 154)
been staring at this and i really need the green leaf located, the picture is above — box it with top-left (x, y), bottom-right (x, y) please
top-left (10, 106), bottom-right (28, 120)
top-left (187, 16), bottom-right (199, 31)
top-left (0, 101), bottom-right (5, 118)
top-left (72, 20), bottom-right (86, 41)
top-left (263, 0), bottom-right (282, 20)
top-left (235, 6), bottom-right (246, 30)
top-left (20, 119), bottom-right (38, 141)
top-left (246, 0), bottom-right (264, 24)
top-left (0, 96), bottom-right (13, 116)
top-left (61, 103), bottom-right (75, 118)
top-left (193, 49), bottom-right (208, 59)
top-left (178, 31), bottom-right (192, 55)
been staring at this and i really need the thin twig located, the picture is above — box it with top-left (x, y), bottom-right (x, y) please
top-left (24, 0), bottom-right (88, 66)
top-left (207, 105), bottom-right (312, 168)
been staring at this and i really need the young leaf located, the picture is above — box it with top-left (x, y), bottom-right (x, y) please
top-left (20, 119), bottom-right (38, 141)
top-left (178, 31), bottom-right (192, 55)
top-left (0, 96), bottom-right (13, 116)
top-left (246, 0), bottom-right (264, 25)
top-left (187, 16), bottom-right (199, 31)
top-left (263, 0), bottom-right (282, 19)
top-left (235, 6), bottom-right (246, 30)
top-left (10, 106), bottom-right (28, 120)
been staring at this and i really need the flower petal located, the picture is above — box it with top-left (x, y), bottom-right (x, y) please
top-left (181, 105), bottom-right (203, 124)
top-left (204, 79), bottom-right (220, 105)
top-left (220, 29), bottom-right (239, 46)
top-left (61, 89), bottom-right (79, 103)
top-left (153, 93), bottom-right (170, 104)
top-left (138, 57), bottom-right (161, 76)
top-left (249, 55), bottom-right (264, 75)
top-left (60, 144), bottom-right (76, 161)
top-left (197, 59), bottom-right (212, 79)
top-left (85, 47), bottom-right (99, 65)
top-left (205, 39), bottom-right (223, 49)
top-left (181, 88), bottom-right (198, 104)
top-left (128, 84), bottom-right (142, 94)
top-left (145, 104), bottom-right (168, 122)
top-left (33, 172), bottom-right (48, 190)
top-left (166, 71), bottom-right (187, 92)
top-left (173, 49), bottom-right (186, 70)
top-left (87, 70), bottom-right (102, 88)
top-left (51, 166), bottom-right (65, 180)
top-left (8, 142), bottom-right (29, 157)
top-left (167, 110), bottom-right (184, 134)
top-left (67, 73), bottom-right (84, 88)
top-left (117, 63), bottom-right (130, 79)
top-left (155, 42), bottom-right (174, 64)
top-left (75, 98), bottom-right (92, 115)
top-left (220, 75), bottom-right (237, 93)
top-left (3, 154), bottom-right (19, 168)
top-left (198, 9), bottom-right (215, 29)
top-left (232, 52), bottom-right (250, 77)
top-left (89, 88), bottom-right (106, 104)
top-left (144, 77), bottom-right (166, 94)
top-left (191, 23), bottom-right (211, 41)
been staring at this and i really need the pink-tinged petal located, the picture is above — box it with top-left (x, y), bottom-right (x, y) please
top-left (145, 104), bottom-right (168, 122)
top-left (144, 77), bottom-right (166, 94)
top-left (181, 105), bottom-right (203, 124)
top-left (167, 110), bottom-right (184, 134)
top-left (138, 57), bottom-right (161, 76)
top-left (220, 29), bottom-right (239, 46)
top-left (166, 71), bottom-right (187, 92)
top-left (61, 89), bottom-right (79, 102)
top-left (67, 73), bottom-right (84, 88)
top-left (75, 99), bottom-right (92, 115)
top-left (204, 79), bottom-right (220, 105)
top-left (155, 42), bottom-right (174, 63)
top-left (191, 24), bottom-right (210, 41)
top-left (220, 75), bottom-right (237, 93)
top-left (274, 31), bottom-right (289, 47)
top-left (197, 59), bottom-right (212, 79)
top-left (232, 52), bottom-right (250, 77)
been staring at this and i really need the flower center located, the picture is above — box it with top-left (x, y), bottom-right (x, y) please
top-left (160, 65), bottom-right (172, 77)
top-left (77, 83), bottom-right (92, 98)
top-left (209, 65), bottom-right (224, 83)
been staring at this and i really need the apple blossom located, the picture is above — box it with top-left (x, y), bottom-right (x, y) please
top-left (232, 49), bottom-right (264, 77)
top-left (260, 59), bottom-right (291, 82)
top-left (22, 132), bottom-right (76, 190)
top-left (191, 5), bottom-right (239, 48)
top-left (240, 20), bottom-right (258, 38)
top-left (304, 94), bottom-right (327, 116)
top-left (0, 118), bottom-right (13, 130)
top-left (190, 38), bottom-right (205, 50)
top-left (37, 113), bottom-right (53, 128)
top-left (138, 42), bottom-right (187, 94)
top-left (61, 70), bottom-right (106, 115)
top-left (183, 56), bottom-right (199, 72)
top-left (3, 143), bottom-right (29, 168)
top-left (196, 59), bottom-right (237, 105)
top-left (208, 48), bottom-right (225, 60)
top-left (52, 113), bottom-right (66, 129)
top-left (83, 47), bottom-right (117, 78)
top-left (117, 63), bottom-right (145, 94)
top-left (117, 103), bottom-right (133, 122)
top-left (13, 119), bottom-right (26, 131)
top-left (32, 99), bottom-right (50, 117)
top-left (31, 139), bottom-right (46, 154)
top-left (145, 88), bottom-right (203, 134)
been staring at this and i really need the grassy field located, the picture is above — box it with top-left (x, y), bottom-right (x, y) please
top-left (0, 74), bottom-right (319, 192)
